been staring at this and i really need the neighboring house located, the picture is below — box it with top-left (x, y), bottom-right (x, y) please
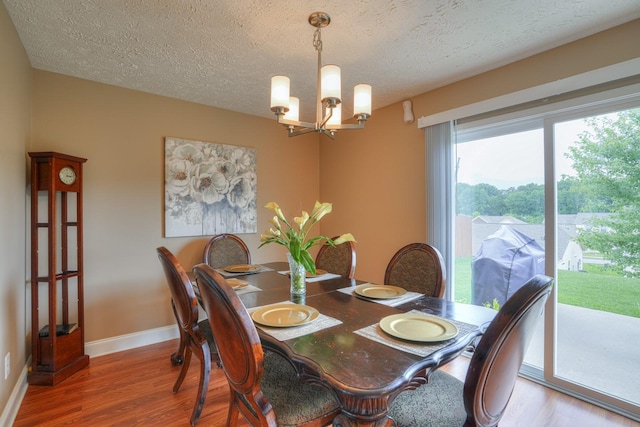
top-left (557, 213), bottom-right (613, 269)
top-left (574, 212), bottom-right (613, 233)
top-left (556, 213), bottom-right (613, 233)
top-left (559, 240), bottom-right (584, 271)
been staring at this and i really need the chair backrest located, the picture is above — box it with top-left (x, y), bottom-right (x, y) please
top-left (203, 233), bottom-right (251, 269)
top-left (384, 243), bottom-right (446, 297)
top-left (464, 274), bottom-right (553, 427)
top-left (193, 263), bottom-right (275, 425)
top-left (315, 238), bottom-right (356, 279)
top-left (157, 246), bottom-right (199, 334)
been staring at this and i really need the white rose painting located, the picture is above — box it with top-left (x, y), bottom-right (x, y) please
top-left (164, 137), bottom-right (257, 237)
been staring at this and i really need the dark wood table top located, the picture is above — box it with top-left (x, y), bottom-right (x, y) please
top-left (209, 261), bottom-right (496, 426)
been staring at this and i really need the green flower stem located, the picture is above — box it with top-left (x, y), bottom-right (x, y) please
top-left (287, 253), bottom-right (307, 296)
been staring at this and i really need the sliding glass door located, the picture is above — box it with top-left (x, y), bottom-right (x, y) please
top-left (450, 99), bottom-right (640, 420)
top-left (550, 109), bottom-right (640, 411)
top-left (454, 121), bottom-right (546, 370)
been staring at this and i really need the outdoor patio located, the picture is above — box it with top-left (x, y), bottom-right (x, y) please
top-left (525, 303), bottom-right (640, 405)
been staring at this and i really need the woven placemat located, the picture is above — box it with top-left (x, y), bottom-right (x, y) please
top-left (354, 310), bottom-right (479, 357)
top-left (338, 285), bottom-right (423, 307)
top-left (277, 270), bottom-right (342, 282)
top-left (248, 301), bottom-right (342, 341)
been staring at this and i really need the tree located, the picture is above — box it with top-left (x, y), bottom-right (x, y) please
top-left (557, 176), bottom-right (587, 214)
top-left (456, 183), bottom-right (475, 216)
top-left (568, 108), bottom-right (640, 276)
top-left (456, 182), bottom-right (505, 216)
top-left (504, 183), bottom-right (544, 218)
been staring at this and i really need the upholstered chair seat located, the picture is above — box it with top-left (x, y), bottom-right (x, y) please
top-left (389, 370), bottom-right (466, 426)
top-left (388, 274), bottom-right (553, 427)
top-left (260, 351), bottom-right (341, 426)
top-left (194, 263), bottom-right (341, 426)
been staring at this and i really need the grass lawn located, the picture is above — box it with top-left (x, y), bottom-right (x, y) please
top-left (454, 257), bottom-right (640, 318)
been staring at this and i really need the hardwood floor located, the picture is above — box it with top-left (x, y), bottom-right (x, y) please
top-left (13, 339), bottom-right (639, 426)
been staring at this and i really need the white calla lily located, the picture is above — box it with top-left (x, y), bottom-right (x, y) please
top-left (258, 201), bottom-right (355, 275)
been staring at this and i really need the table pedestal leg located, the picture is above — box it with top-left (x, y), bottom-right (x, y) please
top-left (331, 394), bottom-right (396, 427)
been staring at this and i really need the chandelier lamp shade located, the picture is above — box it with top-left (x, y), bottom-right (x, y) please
top-left (270, 12), bottom-right (372, 140)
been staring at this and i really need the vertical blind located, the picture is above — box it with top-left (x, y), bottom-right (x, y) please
top-left (424, 121), bottom-right (455, 300)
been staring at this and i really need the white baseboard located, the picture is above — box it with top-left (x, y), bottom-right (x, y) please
top-left (85, 324), bottom-right (179, 358)
top-left (1, 325), bottom-right (179, 426)
top-left (0, 362), bottom-right (29, 427)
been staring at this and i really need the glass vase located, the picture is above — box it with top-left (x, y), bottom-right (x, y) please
top-left (286, 252), bottom-right (307, 298)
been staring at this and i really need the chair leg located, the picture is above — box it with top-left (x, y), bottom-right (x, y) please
top-left (170, 302), bottom-right (186, 366)
top-left (212, 347), bottom-right (222, 369)
top-left (173, 346), bottom-right (192, 393)
top-left (171, 329), bottom-right (187, 366)
top-left (189, 340), bottom-right (212, 426)
top-left (226, 390), bottom-right (240, 427)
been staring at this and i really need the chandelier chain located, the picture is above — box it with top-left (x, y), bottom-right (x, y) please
top-left (313, 27), bottom-right (323, 52)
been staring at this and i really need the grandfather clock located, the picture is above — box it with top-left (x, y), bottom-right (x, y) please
top-left (28, 152), bottom-right (89, 385)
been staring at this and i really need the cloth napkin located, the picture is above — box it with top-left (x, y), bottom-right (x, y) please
top-left (277, 270), bottom-right (342, 282)
top-left (191, 280), bottom-right (261, 299)
top-left (224, 278), bottom-right (262, 295)
top-left (248, 301), bottom-right (342, 341)
top-left (338, 284), bottom-right (423, 307)
top-left (354, 310), bottom-right (479, 357)
top-left (215, 265), bottom-right (274, 278)
top-left (235, 284), bottom-right (262, 295)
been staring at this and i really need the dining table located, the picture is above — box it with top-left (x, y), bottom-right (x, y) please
top-left (195, 261), bottom-right (496, 427)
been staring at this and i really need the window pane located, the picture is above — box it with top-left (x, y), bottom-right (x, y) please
top-left (454, 128), bottom-right (545, 368)
top-left (554, 109), bottom-right (640, 405)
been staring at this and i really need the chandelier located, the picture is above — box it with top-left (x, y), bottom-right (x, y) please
top-left (270, 12), bottom-right (372, 140)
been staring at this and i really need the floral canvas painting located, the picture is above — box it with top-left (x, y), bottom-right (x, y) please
top-left (164, 137), bottom-right (257, 237)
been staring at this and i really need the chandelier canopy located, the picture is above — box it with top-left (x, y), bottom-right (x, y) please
top-left (270, 12), bottom-right (372, 140)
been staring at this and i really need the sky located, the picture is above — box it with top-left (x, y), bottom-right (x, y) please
top-left (455, 118), bottom-right (589, 189)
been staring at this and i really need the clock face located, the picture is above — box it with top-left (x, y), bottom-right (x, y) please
top-left (59, 166), bottom-right (77, 185)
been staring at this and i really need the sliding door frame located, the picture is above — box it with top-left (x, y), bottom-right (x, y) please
top-left (433, 84), bottom-right (640, 421)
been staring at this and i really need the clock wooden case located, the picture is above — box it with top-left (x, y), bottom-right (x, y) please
top-left (28, 152), bottom-right (89, 385)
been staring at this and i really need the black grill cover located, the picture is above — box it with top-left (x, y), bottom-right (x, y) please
top-left (471, 225), bottom-right (545, 306)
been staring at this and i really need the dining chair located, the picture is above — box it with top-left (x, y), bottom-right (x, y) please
top-left (193, 263), bottom-right (341, 427)
top-left (156, 246), bottom-right (219, 426)
top-left (384, 243), bottom-right (446, 297)
top-left (388, 274), bottom-right (554, 427)
top-left (203, 233), bottom-right (251, 269)
top-left (315, 237), bottom-right (357, 278)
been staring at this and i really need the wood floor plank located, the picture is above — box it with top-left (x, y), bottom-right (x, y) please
top-left (13, 339), bottom-right (638, 426)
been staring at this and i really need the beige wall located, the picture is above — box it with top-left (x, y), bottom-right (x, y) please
top-left (0, 1), bottom-right (31, 417)
top-left (31, 70), bottom-right (321, 340)
top-left (318, 100), bottom-right (427, 284)
top-left (319, 19), bottom-right (640, 284)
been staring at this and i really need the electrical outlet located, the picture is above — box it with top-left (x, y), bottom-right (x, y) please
top-left (4, 353), bottom-right (9, 380)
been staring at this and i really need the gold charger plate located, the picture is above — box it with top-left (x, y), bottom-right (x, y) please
top-left (251, 304), bottom-right (320, 328)
top-left (379, 313), bottom-right (458, 342)
top-left (226, 278), bottom-right (249, 290)
top-left (224, 264), bottom-right (261, 273)
top-left (354, 284), bottom-right (407, 299)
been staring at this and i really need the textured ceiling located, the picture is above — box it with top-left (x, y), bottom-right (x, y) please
top-left (4, 0), bottom-right (640, 121)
